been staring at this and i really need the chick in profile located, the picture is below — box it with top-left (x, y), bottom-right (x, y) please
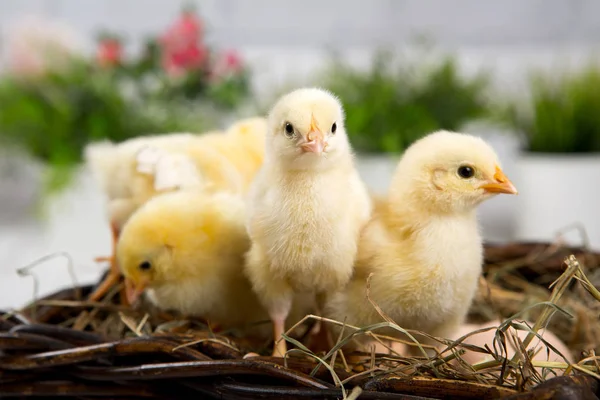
top-left (115, 190), bottom-right (271, 334)
top-left (245, 87), bottom-right (372, 356)
top-left (85, 117), bottom-right (267, 302)
top-left (325, 131), bottom-right (518, 355)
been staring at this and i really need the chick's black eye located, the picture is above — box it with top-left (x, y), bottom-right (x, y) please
top-left (331, 122), bottom-right (337, 134)
top-left (457, 166), bottom-right (475, 179)
top-left (139, 261), bottom-right (152, 271)
top-left (284, 122), bottom-right (294, 137)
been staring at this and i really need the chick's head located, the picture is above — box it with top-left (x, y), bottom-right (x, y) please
top-left (266, 87), bottom-right (350, 169)
top-left (391, 130), bottom-right (518, 214)
top-left (116, 190), bottom-right (248, 305)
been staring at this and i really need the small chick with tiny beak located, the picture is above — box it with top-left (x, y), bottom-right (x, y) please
top-left (115, 190), bottom-right (266, 332)
top-left (85, 117), bottom-right (267, 303)
top-left (116, 190), bottom-right (314, 338)
top-left (325, 130), bottom-right (518, 355)
top-left (245, 87), bottom-right (372, 357)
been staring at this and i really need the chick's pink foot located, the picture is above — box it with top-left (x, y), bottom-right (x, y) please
top-left (310, 292), bottom-right (326, 335)
top-left (88, 223), bottom-right (125, 303)
top-left (310, 321), bottom-right (322, 335)
top-left (88, 256), bottom-right (123, 303)
top-left (271, 315), bottom-right (288, 357)
top-left (93, 255), bottom-right (112, 263)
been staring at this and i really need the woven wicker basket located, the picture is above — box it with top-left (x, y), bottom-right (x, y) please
top-left (1, 242), bottom-right (599, 399)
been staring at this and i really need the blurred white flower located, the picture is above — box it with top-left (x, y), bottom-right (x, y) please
top-left (141, 73), bottom-right (164, 95)
top-left (2, 15), bottom-right (83, 78)
top-left (117, 77), bottom-right (141, 102)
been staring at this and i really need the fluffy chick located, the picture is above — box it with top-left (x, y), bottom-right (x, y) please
top-left (87, 117), bottom-right (267, 229)
top-left (116, 189), bottom-right (312, 337)
top-left (200, 117), bottom-right (267, 192)
top-left (244, 87), bottom-right (372, 357)
top-left (85, 117), bottom-right (267, 301)
top-left (325, 130), bottom-right (518, 355)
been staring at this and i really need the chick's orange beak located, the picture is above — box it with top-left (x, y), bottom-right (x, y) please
top-left (125, 277), bottom-right (148, 305)
top-left (300, 114), bottom-right (326, 153)
top-left (479, 166), bottom-right (518, 195)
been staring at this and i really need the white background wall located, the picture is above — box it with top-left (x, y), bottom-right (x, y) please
top-left (1, 0), bottom-right (599, 309)
top-left (3, 0), bottom-right (600, 49)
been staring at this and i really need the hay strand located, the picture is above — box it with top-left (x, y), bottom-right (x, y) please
top-left (1, 242), bottom-right (599, 398)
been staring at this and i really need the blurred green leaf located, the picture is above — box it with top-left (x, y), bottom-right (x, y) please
top-left (318, 48), bottom-right (492, 154)
top-left (0, 60), bottom-right (233, 198)
top-left (0, 2), bottom-right (253, 202)
top-left (497, 65), bottom-right (600, 153)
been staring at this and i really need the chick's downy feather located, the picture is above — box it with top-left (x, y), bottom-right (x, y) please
top-left (200, 117), bottom-right (267, 192)
top-left (244, 88), bottom-right (372, 356)
top-left (325, 131), bottom-right (518, 353)
top-left (116, 190), bottom-right (312, 336)
top-left (85, 117), bottom-right (267, 231)
top-left (84, 118), bottom-right (267, 302)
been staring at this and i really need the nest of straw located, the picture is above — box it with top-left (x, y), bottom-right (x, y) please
top-left (1, 241), bottom-right (599, 399)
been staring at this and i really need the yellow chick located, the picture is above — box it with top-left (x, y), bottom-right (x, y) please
top-left (85, 118), bottom-right (267, 301)
top-left (116, 189), bottom-right (313, 337)
top-left (324, 130), bottom-right (518, 355)
top-left (244, 87), bottom-right (372, 357)
top-left (200, 117), bottom-right (267, 192)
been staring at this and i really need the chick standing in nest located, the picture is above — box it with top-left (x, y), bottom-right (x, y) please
top-left (116, 189), bottom-right (313, 337)
top-left (85, 117), bottom-right (267, 302)
top-left (325, 131), bottom-right (518, 355)
top-left (244, 88), bottom-right (372, 357)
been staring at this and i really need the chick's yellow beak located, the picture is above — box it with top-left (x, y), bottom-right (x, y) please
top-left (300, 114), bottom-right (326, 153)
top-left (125, 277), bottom-right (148, 305)
top-left (479, 166), bottom-right (518, 195)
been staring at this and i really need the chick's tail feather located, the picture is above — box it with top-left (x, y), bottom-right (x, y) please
top-left (84, 140), bottom-right (121, 194)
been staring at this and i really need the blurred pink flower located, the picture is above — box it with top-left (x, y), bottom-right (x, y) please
top-left (3, 15), bottom-right (82, 78)
top-left (159, 9), bottom-right (206, 77)
top-left (209, 50), bottom-right (245, 82)
top-left (162, 43), bottom-right (208, 77)
top-left (221, 50), bottom-right (243, 72)
top-left (176, 10), bottom-right (203, 41)
top-left (97, 38), bottom-right (122, 67)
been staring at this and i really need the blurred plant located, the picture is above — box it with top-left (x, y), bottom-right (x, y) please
top-left (96, 33), bottom-right (124, 68)
top-left (207, 50), bottom-right (252, 109)
top-left (4, 15), bottom-right (83, 79)
top-left (0, 6), bottom-right (252, 196)
top-left (159, 6), bottom-right (207, 78)
top-left (498, 66), bottom-right (600, 153)
top-left (118, 4), bottom-right (251, 109)
top-left (319, 49), bottom-right (492, 154)
top-left (0, 62), bottom-right (210, 194)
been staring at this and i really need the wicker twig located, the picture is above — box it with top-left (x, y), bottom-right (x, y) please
top-left (1, 242), bottom-right (599, 399)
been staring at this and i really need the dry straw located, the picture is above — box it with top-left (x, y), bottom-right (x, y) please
top-left (1, 242), bottom-right (599, 399)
